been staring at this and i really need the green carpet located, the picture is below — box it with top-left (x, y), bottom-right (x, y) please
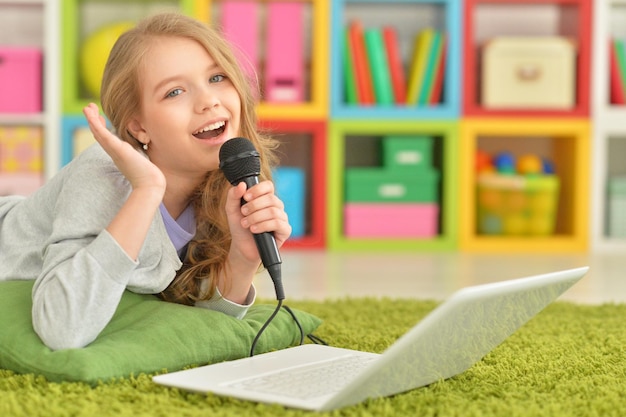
top-left (1, 298), bottom-right (625, 417)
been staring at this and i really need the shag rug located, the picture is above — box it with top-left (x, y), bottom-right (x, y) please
top-left (1, 298), bottom-right (625, 417)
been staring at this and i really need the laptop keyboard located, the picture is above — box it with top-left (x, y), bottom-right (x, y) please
top-left (225, 354), bottom-right (378, 400)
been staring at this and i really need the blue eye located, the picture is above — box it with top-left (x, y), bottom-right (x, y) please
top-left (209, 74), bottom-right (226, 83)
top-left (166, 88), bottom-right (183, 98)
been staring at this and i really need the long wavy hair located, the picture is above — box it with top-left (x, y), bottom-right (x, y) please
top-left (100, 12), bottom-right (279, 305)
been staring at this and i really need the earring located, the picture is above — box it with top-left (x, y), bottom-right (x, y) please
top-left (143, 143), bottom-right (148, 151)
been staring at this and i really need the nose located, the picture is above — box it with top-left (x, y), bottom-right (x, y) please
top-left (195, 86), bottom-right (219, 113)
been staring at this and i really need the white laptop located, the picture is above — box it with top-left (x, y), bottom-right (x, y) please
top-left (153, 266), bottom-right (588, 411)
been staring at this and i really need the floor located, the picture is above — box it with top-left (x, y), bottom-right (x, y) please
top-left (252, 250), bottom-right (626, 305)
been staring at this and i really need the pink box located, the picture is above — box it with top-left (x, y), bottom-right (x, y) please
top-left (0, 47), bottom-right (42, 113)
top-left (0, 173), bottom-right (43, 196)
top-left (264, 2), bottom-right (305, 102)
top-left (344, 203), bottom-right (439, 238)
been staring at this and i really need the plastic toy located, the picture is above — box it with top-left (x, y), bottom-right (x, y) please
top-left (516, 154), bottom-right (543, 175)
top-left (493, 152), bottom-right (516, 174)
top-left (475, 149), bottom-right (493, 173)
top-left (80, 21), bottom-right (135, 98)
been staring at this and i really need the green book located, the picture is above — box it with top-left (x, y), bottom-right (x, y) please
top-left (418, 30), bottom-right (442, 106)
top-left (343, 28), bottom-right (358, 105)
top-left (364, 28), bottom-right (394, 105)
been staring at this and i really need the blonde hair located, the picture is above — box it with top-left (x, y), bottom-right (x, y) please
top-left (100, 12), bottom-right (279, 304)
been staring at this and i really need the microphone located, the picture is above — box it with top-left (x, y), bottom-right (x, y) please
top-left (219, 137), bottom-right (284, 301)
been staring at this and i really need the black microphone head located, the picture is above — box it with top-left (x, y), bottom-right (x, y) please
top-left (219, 137), bottom-right (261, 185)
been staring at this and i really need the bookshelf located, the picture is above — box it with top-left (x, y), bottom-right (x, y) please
top-left (328, 119), bottom-right (459, 251)
top-left (10, 0), bottom-right (614, 253)
top-left (0, 0), bottom-right (60, 194)
top-left (458, 0), bottom-right (592, 252)
top-left (459, 118), bottom-right (590, 253)
top-left (462, 0), bottom-right (592, 118)
top-left (259, 119), bottom-right (327, 249)
top-left (60, 0), bottom-right (194, 116)
top-left (193, 0), bottom-right (329, 121)
top-left (591, 0), bottom-right (626, 251)
top-left (330, 0), bottom-right (462, 119)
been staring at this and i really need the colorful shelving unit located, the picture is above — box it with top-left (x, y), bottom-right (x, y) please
top-left (0, 0), bottom-right (60, 189)
top-left (9, 0), bottom-right (613, 253)
top-left (591, 0), bottom-right (626, 251)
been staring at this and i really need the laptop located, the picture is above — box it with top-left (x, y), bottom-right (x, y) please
top-left (153, 266), bottom-right (588, 411)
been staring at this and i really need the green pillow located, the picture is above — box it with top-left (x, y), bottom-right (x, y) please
top-left (0, 280), bottom-right (322, 384)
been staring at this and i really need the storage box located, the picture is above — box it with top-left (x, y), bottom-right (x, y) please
top-left (476, 174), bottom-right (559, 235)
top-left (383, 136), bottom-right (433, 171)
top-left (481, 37), bottom-right (575, 109)
top-left (345, 168), bottom-right (439, 203)
top-left (273, 167), bottom-right (306, 238)
top-left (0, 173), bottom-right (43, 196)
top-left (344, 203), bottom-right (438, 238)
top-left (0, 47), bottom-right (42, 113)
top-left (0, 126), bottom-right (43, 172)
top-left (608, 177), bottom-right (626, 238)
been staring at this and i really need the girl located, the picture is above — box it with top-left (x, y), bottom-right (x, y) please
top-left (0, 12), bottom-right (291, 350)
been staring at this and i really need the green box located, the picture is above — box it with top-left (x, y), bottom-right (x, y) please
top-left (345, 168), bottom-right (439, 203)
top-left (383, 136), bottom-right (433, 171)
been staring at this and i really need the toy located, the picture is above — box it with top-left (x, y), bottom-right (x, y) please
top-left (516, 154), bottom-right (543, 175)
top-left (80, 21), bottom-right (135, 98)
top-left (493, 152), bottom-right (516, 174)
top-left (542, 157), bottom-right (555, 174)
top-left (475, 149), bottom-right (493, 173)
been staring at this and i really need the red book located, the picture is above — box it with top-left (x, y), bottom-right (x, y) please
top-left (348, 21), bottom-right (375, 105)
top-left (382, 26), bottom-right (406, 105)
top-left (609, 38), bottom-right (625, 105)
top-left (429, 33), bottom-right (447, 106)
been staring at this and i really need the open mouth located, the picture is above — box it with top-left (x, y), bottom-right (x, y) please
top-left (193, 121), bottom-right (226, 139)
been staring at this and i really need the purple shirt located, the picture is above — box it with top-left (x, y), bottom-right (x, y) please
top-left (159, 203), bottom-right (195, 258)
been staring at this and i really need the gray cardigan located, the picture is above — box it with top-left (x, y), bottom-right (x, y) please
top-left (0, 144), bottom-right (253, 350)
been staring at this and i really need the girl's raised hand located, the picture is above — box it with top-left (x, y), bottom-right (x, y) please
top-left (82, 103), bottom-right (166, 193)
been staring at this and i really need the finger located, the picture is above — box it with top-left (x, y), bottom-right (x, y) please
top-left (248, 216), bottom-right (292, 245)
top-left (225, 182), bottom-right (247, 217)
top-left (242, 194), bottom-right (285, 219)
top-left (242, 180), bottom-right (275, 202)
top-left (243, 205), bottom-right (289, 232)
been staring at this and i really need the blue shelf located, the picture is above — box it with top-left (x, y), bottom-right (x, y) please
top-left (330, 0), bottom-right (462, 119)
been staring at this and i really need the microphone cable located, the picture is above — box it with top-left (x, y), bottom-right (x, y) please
top-left (249, 300), bottom-right (328, 357)
top-left (250, 299), bottom-right (283, 357)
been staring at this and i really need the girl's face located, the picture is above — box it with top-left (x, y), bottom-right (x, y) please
top-left (129, 36), bottom-right (241, 184)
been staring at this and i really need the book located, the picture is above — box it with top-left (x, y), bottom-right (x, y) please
top-left (348, 21), bottom-right (375, 105)
top-left (609, 38), bottom-right (625, 105)
top-left (343, 28), bottom-right (358, 105)
top-left (364, 28), bottom-right (394, 105)
top-left (382, 26), bottom-right (406, 105)
top-left (406, 28), bottom-right (434, 105)
top-left (418, 30), bottom-right (442, 106)
top-left (429, 33), bottom-right (447, 106)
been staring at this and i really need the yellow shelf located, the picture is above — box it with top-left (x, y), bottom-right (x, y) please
top-left (193, 0), bottom-right (328, 120)
top-left (459, 118), bottom-right (591, 253)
